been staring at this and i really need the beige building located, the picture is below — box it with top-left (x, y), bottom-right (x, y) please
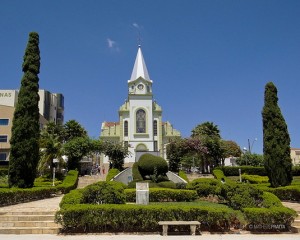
top-left (0, 89), bottom-right (64, 163)
top-left (291, 148), bottom-right (300, 166)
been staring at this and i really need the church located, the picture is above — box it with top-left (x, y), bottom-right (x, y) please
top-left (100, 46), bottom-right (180, 165)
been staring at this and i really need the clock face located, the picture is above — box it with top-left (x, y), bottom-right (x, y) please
top-left (137, 84), bottom-right (144, 90)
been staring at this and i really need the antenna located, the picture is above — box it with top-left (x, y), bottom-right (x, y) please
top-left (137, 29), bottom-right (142, 47)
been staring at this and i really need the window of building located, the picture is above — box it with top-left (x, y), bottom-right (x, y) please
top-left (136, 109), bottom-right (146, 133)
top-left (124, 121), bottom-right (128, 137)
top-left (0, 135), bottom-right (8, 143)
top-left (0, 153), bottom-right (7, 161)
top-left (153, 120), bottom-right (157, 136)
top-left (154, 141), bottom-right (158, 152)
top-left (0, 119), bottom-right (9, 125)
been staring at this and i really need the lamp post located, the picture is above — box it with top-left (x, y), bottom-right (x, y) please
top-left (247, 138), bottom-right (257, 154)
top-left (52, 158), bottom-right (59, 186)
top-left (243, 147), bottom-right (248, 165)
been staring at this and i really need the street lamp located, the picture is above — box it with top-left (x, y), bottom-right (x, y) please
top-left (52, 158), bottom-right (59, 186)
top-left (247, 138), bottom-right (257, 154)
top-left (243, 147), bottom-right (248, 165)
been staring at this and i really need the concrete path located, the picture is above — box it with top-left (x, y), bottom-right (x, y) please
top-left (0, 233), bottom-right (299, 240)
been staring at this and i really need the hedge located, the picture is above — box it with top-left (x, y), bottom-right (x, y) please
top-left (243, 207), bottom-right (297, 231)
top-left (186, 178), bottom-right (221, 197)
top-left (106, 168), bottom-right (120, 181)
top-left (178, 170), bottom-right (189, 182)
top-left (261, 192), bottom-right (283, 208)
top-left (0, 170), bottom-right (78, 206)
top-left (56, 204), bottom-right (238, 232)
top-left (215, 166), bottom-right (267, 176)
top-left (0, 167), bottom-right (8, 177)
top-left (258, 185), bottom-right (300, 201)
top-left (242, 174), bottom-right (269, 184)
top-left (125, 188), bottom-right (198, 202)
top-left (215, 166), bottom-right (300, 177)
top-left (132, 162), bottom-right (143, 181)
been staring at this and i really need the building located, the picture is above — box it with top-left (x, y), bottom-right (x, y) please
top-left (0, 89), bottom-right (64, 163)
top-left (100, 46), bottom-right (180, 165)
top-left (291, 148), bottom-right (300, 166)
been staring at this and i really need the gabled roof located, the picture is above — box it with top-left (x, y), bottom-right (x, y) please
top-left (129, 46), bottom-right (151, 82)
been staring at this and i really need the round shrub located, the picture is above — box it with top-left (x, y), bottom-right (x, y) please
top-left (82, 181), bottom-right (126, 204)
top-left (187, 178), bottom-right (221, 197)
top-left (138, 154), bottom-right (168, 178)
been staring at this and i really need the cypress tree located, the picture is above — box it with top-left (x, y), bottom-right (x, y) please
top-left (8, 32), bottom-right (41, 188)
top-left (262, 82), bottom-right (293, 187)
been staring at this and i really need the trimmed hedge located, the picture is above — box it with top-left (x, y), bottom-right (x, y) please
top-left (258, 185), bottom-right (300, 201)
top-left (0, 167), bottom-right (8, 177)
top-left (0, 170), bottom-right (78, 206)
top-left (261, 192), bottom-right (283, 208)
top-left (242, 174), bottom-right (269, 184)
top-left (125, 188), bottom-right (198, 202)
top-left (243, 207), bottom-right (297, 231)
top-left (56, 204), bottom-right (238, 232)
top-left (82, 181), bottom-right (126, 204)
top-left (178, 170), bottom-right (189, 182)
top-left (215, 166), bottom-right (267, 176)
top-left (106, 168), bottom-right (120, 181)
top-left (187, 178), bottom-right (221, 197)
top-left (132, 162), bottom-right (143, 181)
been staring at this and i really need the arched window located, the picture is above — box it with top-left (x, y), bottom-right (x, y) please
top-left (136, 109), bottom-right (146, 133)
top-left (124, 121), bottom-right (128, 137)
top-left (153, 120), bottom-right (157, 136)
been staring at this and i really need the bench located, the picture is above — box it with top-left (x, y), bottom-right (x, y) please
top-left (158, 221), bottom-right (201, 236)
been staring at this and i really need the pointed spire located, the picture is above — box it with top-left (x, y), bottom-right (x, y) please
top-left (129, 46), bottom-right (151, 82)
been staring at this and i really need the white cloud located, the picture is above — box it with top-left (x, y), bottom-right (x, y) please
top-left (132, 22), bottom-right (140, 29)
top-left (107, 38), bottom-right (116, 48)
top-left (107, 38), bottom-right (119, 52)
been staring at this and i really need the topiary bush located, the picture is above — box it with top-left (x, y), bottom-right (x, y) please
top-left (138, 154), bottom-right (168, 181)
top-left (82, 181), bottom-right (126, 204)
top-left (132, 162), bottom-right (143, 181)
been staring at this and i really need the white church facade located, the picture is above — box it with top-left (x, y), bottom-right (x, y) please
top-left (100, 46), bottom-right (180, 165)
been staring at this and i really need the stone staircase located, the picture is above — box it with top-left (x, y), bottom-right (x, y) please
top-left (0, 210), bottom-right (60, 234)
top-left (77, 174), bottom-right (105, 189)
top-left (0, 196), bottom-right (63, 234)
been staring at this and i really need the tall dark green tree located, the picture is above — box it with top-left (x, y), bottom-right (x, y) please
top-left (8, 32), bottom-right (41, 188)
top-left (262, 82), bottom-right (293, 187)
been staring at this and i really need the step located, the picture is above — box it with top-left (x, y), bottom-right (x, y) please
top-left (0, 211), bottom-right (56, 216)
top-left (0, 221), bottom-right (59, 228)
top-left (293, 219), bottom-right (300, 227)
top-left (0, 215), bottom-right (55, 221)
top-left (0, 227), bottom-right (60, 234)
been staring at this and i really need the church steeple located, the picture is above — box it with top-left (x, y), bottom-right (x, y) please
top-left (129, 46), bottom-right (152, 82)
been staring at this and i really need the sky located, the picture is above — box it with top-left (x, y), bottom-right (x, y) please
top-left (0, 0), bottom-right (299, 154)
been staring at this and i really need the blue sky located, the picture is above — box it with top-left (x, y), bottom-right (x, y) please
top-left (1, 0), bottom-right (299, 153)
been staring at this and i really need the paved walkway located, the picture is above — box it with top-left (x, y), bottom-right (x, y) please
top-left (0, 233), bottom-right (299, 240)
top-left (0, 195), bottom-right (63, 213)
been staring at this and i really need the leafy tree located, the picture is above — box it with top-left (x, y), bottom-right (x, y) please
top-left (236, 152), bottom-right (264, 166)
top-left (262, 82), bottom-right (293, 187)
top-left (102, 141), bottom-right (129, 171)
top-left (167, 137), bottom-right (207, 172)
top-left (39, 122), bottom-right (64, 175)
top-left (63, 120), bottom-right (87, 142)
top-left (220, 140), bottom-right (241, 166)
top-left (64, 137), bottom-right (91, 170)
top-left (191, 121), bottom-right (222, 167)
top-left (8, 32), bottom-right (41, 188)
